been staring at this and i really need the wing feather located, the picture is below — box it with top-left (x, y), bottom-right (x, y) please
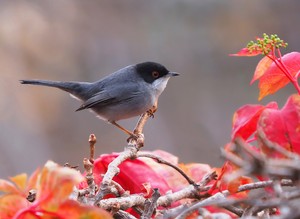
top-left (75, 84), bottom-right (142, 111)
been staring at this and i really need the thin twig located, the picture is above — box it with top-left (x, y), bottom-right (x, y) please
top-left (137, 152), bottom-right (197, 185)
top-left (257, 129), bottom-right (300, 160)
top-left (134, 112), bottom-right (151, 135)
top-left (98, 194), bottom-right (146, 211)
top-left (89, 134), bottom-right (96, 162)
top-left (141, 189), bottom-right (161, 219)
top-left (113, 210), bottom-right (138, 219)
top-left (155, 203), bottom-right (190, 219)
top-left (157, 172), bottom-right (216, 207)
top-left (175, 179), bottom-right (294, 219)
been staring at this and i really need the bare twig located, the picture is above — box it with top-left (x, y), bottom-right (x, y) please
top-left (257, 129), bottom-right (300, 160)
top-left (134, 112), bottom-right (151, 135)
top-left (113, 210), bottom-right (138, 219)
top-left (137, 152), bottom-right (197, 185)
top-left (234, 138), bottom-right (265, 162)
top-left (77, 136), bottom-right (98, 204)
top-left (157, 172), bottom-right (216, 207)
top-left (83, 158), bottom-right (97, 197)
top-left (174, 179), bottom-right (294, 219)
top-left (141, 188), bottom-right (161, 219)
top-left (110, 180), bottom-right (127, 197)
top-left (76, 135), bottom-right (98, 204)
top-left (89, 134), bottom-right (96, 162)
top-left (175, 192), bottom-right (228, 219)
top-left (155, 203), bottom-right (190, 219)
top-left (220, 148), bottom-right (246, 168)
top-left (98, 194), bottom-right (146, 210)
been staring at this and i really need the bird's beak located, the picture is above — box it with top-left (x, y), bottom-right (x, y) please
top-left (168, 72), bottom-right (180, 77)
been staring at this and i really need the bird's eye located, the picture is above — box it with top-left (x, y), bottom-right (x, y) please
top-left (152, 71), bottom-right (160, 78)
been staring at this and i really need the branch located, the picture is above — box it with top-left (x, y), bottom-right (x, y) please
top-left (94, 133), bottom-right (145, 205)
top-left (174, 179), bottom-right (294, 219)
top-left (113, 210), bottom-right (138, 219)
top-left (98, 194), bottom-right (146, 211)
top-left (157, 171), bottom-right (216, 207)
top-left (141, 188), bottom-right (161, 219)
top-left (96, 172), bottom-right (214, 213)
top-left (89, 134), bottom-right (96, 162)
top-left (133, 112), bottom-right (151, 135)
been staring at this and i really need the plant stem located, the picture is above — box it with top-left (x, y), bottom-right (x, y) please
top-left (266, 48), bottom-right (300, 94)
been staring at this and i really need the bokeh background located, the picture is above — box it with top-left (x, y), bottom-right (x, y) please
top-left (1, 0), bottom-right (299, 178)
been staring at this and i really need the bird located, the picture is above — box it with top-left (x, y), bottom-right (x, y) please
top-left (20, 62), bottom-right (179, 137)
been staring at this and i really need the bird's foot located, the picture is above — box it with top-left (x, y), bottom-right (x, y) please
top-left (146, 109), bottom-right (155, 118)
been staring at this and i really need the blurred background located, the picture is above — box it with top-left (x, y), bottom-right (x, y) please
top-left (0, 0), bottom-right (299, 178)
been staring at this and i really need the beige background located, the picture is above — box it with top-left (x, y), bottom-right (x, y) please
top-left (0, 0), bottom-right (299, 177)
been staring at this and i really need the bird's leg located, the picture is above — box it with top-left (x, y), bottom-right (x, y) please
top-left (112, 104), bottom-right (158, 142)
top-left (110, 121), bottom-right (135, 136)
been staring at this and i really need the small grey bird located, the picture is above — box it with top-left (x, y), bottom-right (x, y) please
top-left (20, 62), bottom-right (179, 136)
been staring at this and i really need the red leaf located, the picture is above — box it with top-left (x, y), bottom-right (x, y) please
top-left (56, 200), bottom-right (112, 219)
top-left (0, 194), bottom-right (30, 219)
top-left (251, 56), bottom-right (273, 84)
top-left (37, 161), bottom-right (84, 210)
top-left (258, 94), bottom-right (300, 157)
top-left (257, 52), bottom-right (300, 100)
top-left (0, 179), bottom-right (20, 195)
top-left (141, 182), bottom-right (153, 198)
top-left (9, 174), bottom-right (27, 192)
top-left (211, 162), bottom-right (253, 199)
top-left (227, 176), bottom-right (252, 194)
top-left (178, 163), bottom-right (212, 184)
top-left (230, 47), bottom-right (262, 57)
top-left (209, 161), bottom-right (231, 195)
top-left (231, 102), bottom-right (278, 140)
top-left (26, 168), bottom-right (40, 194)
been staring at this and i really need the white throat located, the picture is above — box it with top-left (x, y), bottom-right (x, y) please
top-left (151, 76), bottom-right (171, 97)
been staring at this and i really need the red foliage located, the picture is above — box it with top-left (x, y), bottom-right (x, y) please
top-left (231, 102), bottom-right (278, 140)
top-left (258, 94), bottom-right (300, 157)
top-left (255, 52), bottom-right (300, 100)
top-left (230, 47), bottom-right (262, 57)
top-left (0, 161), bottom-right (111, 219)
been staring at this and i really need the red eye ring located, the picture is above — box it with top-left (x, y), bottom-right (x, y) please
top-left (152, 71), bottom-right (159, 78)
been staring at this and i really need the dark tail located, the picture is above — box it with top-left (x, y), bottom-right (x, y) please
top-left (20, 79), bottom-right (91, 100)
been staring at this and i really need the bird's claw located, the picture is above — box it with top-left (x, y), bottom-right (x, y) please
top-left (147, 109), bottom-right (155, 118)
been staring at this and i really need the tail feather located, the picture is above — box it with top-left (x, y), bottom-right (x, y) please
top-left (20, 79), bottom-right (91, 100)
